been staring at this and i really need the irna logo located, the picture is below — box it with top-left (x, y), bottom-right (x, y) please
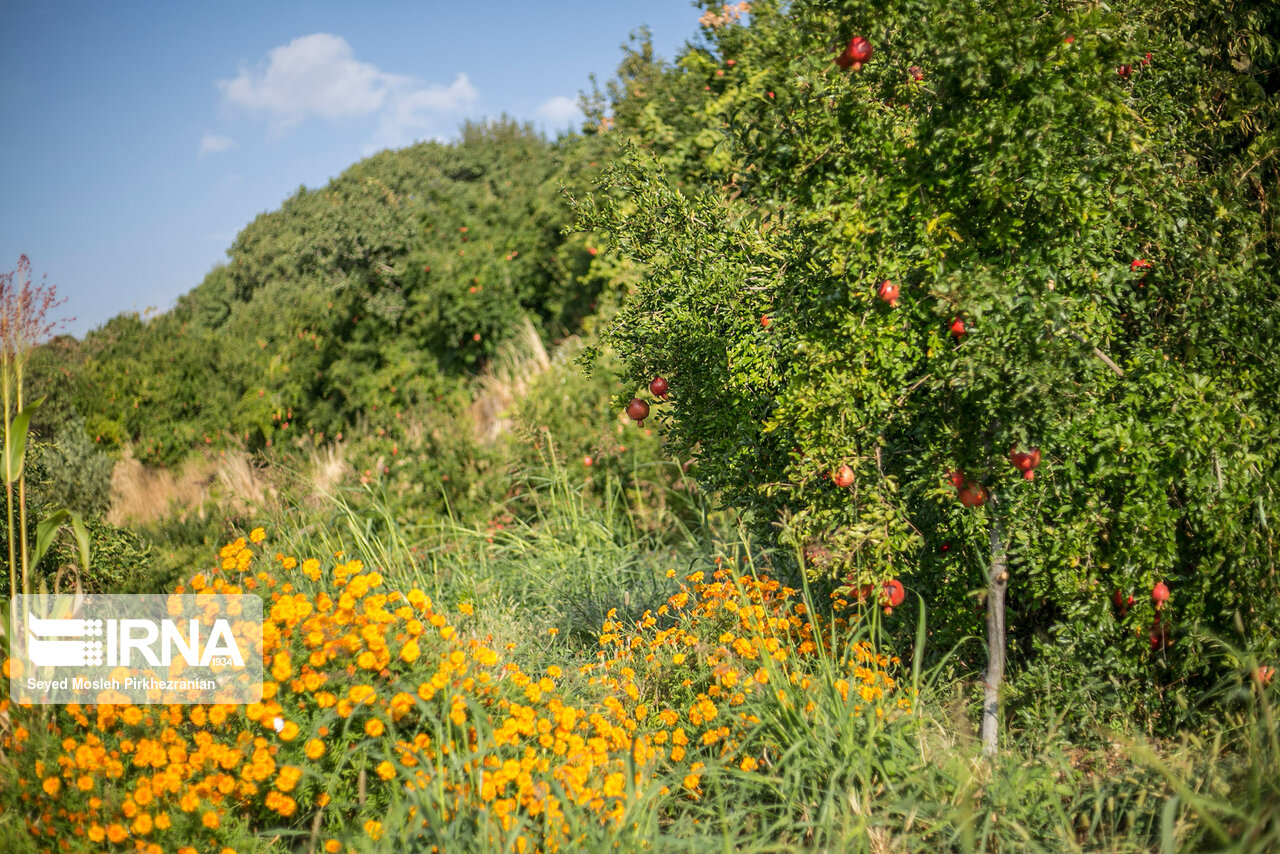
top-left (10, 594), bottom-right (263, 705)
top-left (25, 614), bottom-right (246, 668)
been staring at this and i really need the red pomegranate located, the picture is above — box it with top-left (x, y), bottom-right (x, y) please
top-left (877, 280), bottom-right (899, 307)
top-left (833, 464), bottom-right (855, 488)
top-left (626, 398), bottom-right (650, 427)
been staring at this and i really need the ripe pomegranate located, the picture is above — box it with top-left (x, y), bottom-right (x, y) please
top-left (948, 470), bottom-right (966, 489)
top-left (1152, 581), bottom-right (1170, 608)
top-left (1118, 64), bottom-right (1132, 78)
top-left (1009, 446), bottom-right (1042, 478)
top-left (650, 376), bottom-right (670, 399)
top-left (1064, 35), bottom-right (1075, 44)
top-left (760, 314), bottom-right (771, 328)
top-left (883, 579), bottom-right (905, 608)
top-left (583, 455), bottom-right (593, 467)
top-left (835, 36), bottom-right (873, 69)
top-left (626, 398), bottom-right (650, 427)
top-left (877, 280), bottom-right (899, 307)
top-left (950, 318), bottom-right (966, 338)
top-left (958, 482), bottom-right (987, 508)
top-left (833, 464), bottom-right (855, 488)
top-left (1142, 52), bottom-right (1152, 65)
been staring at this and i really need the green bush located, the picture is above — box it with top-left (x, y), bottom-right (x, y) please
top-left (582, 0), bottom-right (1280, 732)
top-left (44, 415), bottom-right (113, 517)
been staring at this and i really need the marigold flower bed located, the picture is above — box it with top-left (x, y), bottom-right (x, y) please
top-left (1, 531), bottom-right (909, 853)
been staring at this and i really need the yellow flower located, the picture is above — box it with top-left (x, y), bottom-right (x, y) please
top-left (107, 824), bottom-right (128, 843)
top-left (399, 640), bottom-right (420, 664)
top-left (305, 739), bottom-right (326, 760)
top-left (276, 766), bottom-right (303, 792)
top-left (458, 602), bottom-right (474, 615)
top-left (365, 719), bottom-right (385, 737)
top-left (376, 760), bottom-right (396, 780)
top-left (202, 810), bottom-right (220, 829)
top-left (41, 776), bottom-right (60, 795)
top-left (365, 819), bottom-right (383, 840)
top-left (250, 527), bottom-right (266, 544)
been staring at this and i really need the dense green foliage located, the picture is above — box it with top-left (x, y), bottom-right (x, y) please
top-left (583, 0), bottom-right (1280, 730)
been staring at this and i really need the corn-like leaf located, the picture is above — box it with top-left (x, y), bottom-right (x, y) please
top-left (3, 396), bottom-right (45, 485)
top-left (33, 508), bottom-right (70, 573)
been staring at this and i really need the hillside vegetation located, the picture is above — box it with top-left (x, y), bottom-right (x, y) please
top-left (6, 0), bottom-right (1280, 851)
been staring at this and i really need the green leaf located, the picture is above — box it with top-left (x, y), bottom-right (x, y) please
top-left (3, 396), bottom-right (44, 484)
top-left (33, 509), bottom-right (70, 572)
top-left (70, 511), bottom-right (91, 574)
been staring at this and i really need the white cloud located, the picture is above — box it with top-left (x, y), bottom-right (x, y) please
top-left (366, 74), bottom-right (477, 153)
top-left (219, 33), bottom-right (477, 147)
top-left (535, 95), bottom-right (583, 128)
top-left (199, 133), bottom-right (236, 156)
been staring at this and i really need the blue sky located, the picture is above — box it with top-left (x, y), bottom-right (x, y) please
top-left (0, 0), bottom-right (702, 338)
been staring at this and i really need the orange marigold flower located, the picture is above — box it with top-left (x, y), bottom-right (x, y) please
top-left (305, 739), bottom-right (326, 760)
top-left (399, 640), bottom-right (420, 664)
top-left (202, 810), bottom-right (220, 829)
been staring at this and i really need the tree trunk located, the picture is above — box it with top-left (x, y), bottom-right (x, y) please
top-left (982, 514), bottom-right (1008, 757)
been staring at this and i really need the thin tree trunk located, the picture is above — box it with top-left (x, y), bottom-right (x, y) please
top-left (982, 514), bottom-right (1008, 757)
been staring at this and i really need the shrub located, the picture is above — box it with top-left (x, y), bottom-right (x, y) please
top-left (581, 0), bottom-right (1280, 734)
top-left (44, 415), bottom-right (113, 518)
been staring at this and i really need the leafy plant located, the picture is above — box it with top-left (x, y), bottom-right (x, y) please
top-left (581, 0), bottom-right (1280, 743)
top-left (1, 256), bottom-right (89, 597)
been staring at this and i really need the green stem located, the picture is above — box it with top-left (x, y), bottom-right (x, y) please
top-left (15, 362), bottom-right (27, 596)
top-left (2, 363), bottom-right (14, 597)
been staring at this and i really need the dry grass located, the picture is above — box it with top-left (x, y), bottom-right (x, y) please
top-left (107, 447), bottom-right (276, 525)
top-left (306, 441), bottom-right (352, 503)
top-left (470, 317), bottom-right (553, 442)
top-left (107, 447), bottom-right (213, 526)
